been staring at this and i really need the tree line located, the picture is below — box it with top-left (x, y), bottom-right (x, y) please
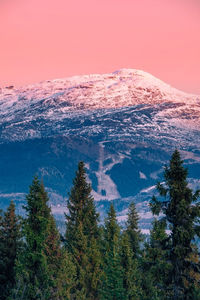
top-left (0, 150), bottom-right (200, 299)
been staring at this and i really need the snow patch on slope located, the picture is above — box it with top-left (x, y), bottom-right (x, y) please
top-left (91, 142), bottom-right (125, 201)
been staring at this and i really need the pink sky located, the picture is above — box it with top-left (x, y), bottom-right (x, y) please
top-left (0, 0), bottom-right (200, 94)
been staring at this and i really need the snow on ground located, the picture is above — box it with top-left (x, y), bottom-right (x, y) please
top-left (138, 211), bottom-right (153, 219)
top-left (0, 69), bottom-right (198, 124)
top-left (91, 142), bottom-right (123, 201)
top-left (51, 205), bottom-right (68, 215)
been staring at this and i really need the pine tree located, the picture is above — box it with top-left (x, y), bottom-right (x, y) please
top-left (65, 161), bottom-right (101, 299)
top-left (120, 232), bottom-right (143, 300)
top-left (14, 177), bottom-right (51, 299)
top-left (100, 204), bottom-right (125, 300)
top-left (126, 201), bottom-right (143, 257)
top-left (87, 236), bottom-right (102, 300)
top-left (65, 161), bottom-right (99, 248)
top-left (150, 150), bottom-right (200, 299)
top-left (12, 178), bottom-right (76, 300)
top-left (44, 215), bottom-right (75, 299)
top-left (0, 200), bottom-right (22, 300)
top-left (120, 201), bottom-right (143, 299)
top-left (142, 218), bottom-right (171, 299)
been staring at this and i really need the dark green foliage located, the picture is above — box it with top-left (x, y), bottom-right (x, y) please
top-left (120, 232), bottom-right (143, 299)
top-left (1, 154), bottom-right (200, 299)
top-left (142, 219), bottom-right (171, 299)
top-left (87, 236), bottom-right (103, 299)
top-left (44, 215), bottom-right (75, 299)
top-left (0, 201), bottom-right (22, 300)
top-left (65, 161), bottom-right (99, 248)
top-left (13, 177), bottom-right (52, 299)
top-left (65, 161), bottom-right (101, 299)
top-left (120, 201), bottom-right (144, 299)
top-left (100, 204), bottom-right (125, 300)
top-left (150, 150), bottom-right (200, 299)
top-left (16, 177), bottom-right (76, 300)
top-left (126, 201), bottom-right (143, 257)
top-left (11, 178), bottom-right (75, 300)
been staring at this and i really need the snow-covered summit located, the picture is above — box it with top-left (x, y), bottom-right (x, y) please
top-left (0, 69), bottom-right (200, 144)
top-left (0, 69), bottom-right (198, 114)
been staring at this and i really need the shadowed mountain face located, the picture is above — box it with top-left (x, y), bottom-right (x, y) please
top-left (0, 69), bottom-right (200, 231)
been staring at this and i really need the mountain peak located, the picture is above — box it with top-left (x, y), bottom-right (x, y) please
top-left (0, 69), bottom-right (198, 116)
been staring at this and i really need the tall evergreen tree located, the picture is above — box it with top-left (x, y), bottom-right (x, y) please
top-left (65, 161), bottom-right (101, 299)
top-left (10, 177), bottom-right (53, 300)
top-left (126, 201), bottom-right (143, 257)
top-left (0, 200), bottom-right (22, 300)
top-left (120, 232), bottom-right (143, 300)
top-left (12, 178), bottom-right (75, 300)
top-left (44, 214), bottom-right (75, 299)
top-left (120, 201), bottom-right (143, 299)
top-left (100, 204), bottom-right (125, 300)
top-left (65, 162), bottom-right (99, 248)
top-left (150, 150), bottom-right (200, 299)
top-left (142, 218), bottom-right (171, 299)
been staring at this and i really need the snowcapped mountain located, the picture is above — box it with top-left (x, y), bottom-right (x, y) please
top-left (0, 69), bottom-right (200, 230)
top-left (1, 69), bottom-right (199, 143)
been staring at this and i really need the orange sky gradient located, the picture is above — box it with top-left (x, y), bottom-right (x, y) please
top-left (0, 0), bottom-right (200, 94)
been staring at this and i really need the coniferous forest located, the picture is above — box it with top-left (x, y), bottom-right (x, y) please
top-left (0, 150), bottom-right (200, 300)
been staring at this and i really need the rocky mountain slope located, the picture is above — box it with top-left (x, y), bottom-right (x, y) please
top-left (0, 69), bottom-right (200, 231)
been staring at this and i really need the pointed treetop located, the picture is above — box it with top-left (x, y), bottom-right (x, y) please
top-left (104, 203), bottom-right (121, 249)
top-left (108, 203), bottom-right (116, 219)
top-left (126, 202), bottom-right (140, 231)
top-left (126, 201), bottom-right (143, 256)
top-left (165, 149), bottom-right (188, 184)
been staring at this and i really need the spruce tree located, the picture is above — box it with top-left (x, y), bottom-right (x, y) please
top-left (126, 201), bottom-right (143, 257)
top-left (0, 200), bottom-right (22, 300)
top-left (65, 162), bottom-right (99, 247)
top-left (142, 219), bottom-right (171, 299)
top-left (100, 204), bottom-right (125, 300)
top-left (44, 215), bottom-right (75, 299)
top-left (150, 150), bottom-right (200, 299)
top-left (120, 201), bottom-right (143, 299)
top-left (12, 178), bottom-right (76, 300)
top-left (87, 236), bottom-right (102, 300)
top-left (120, 232), bottom-right (143, 300)
top-left (65, 161), bottom-right (101, 299)
top-left (14, 177), bottom-right (51, 299)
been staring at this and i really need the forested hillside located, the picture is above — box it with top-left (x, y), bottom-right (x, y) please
top-left (0, 150), bottom-right (200, 300)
